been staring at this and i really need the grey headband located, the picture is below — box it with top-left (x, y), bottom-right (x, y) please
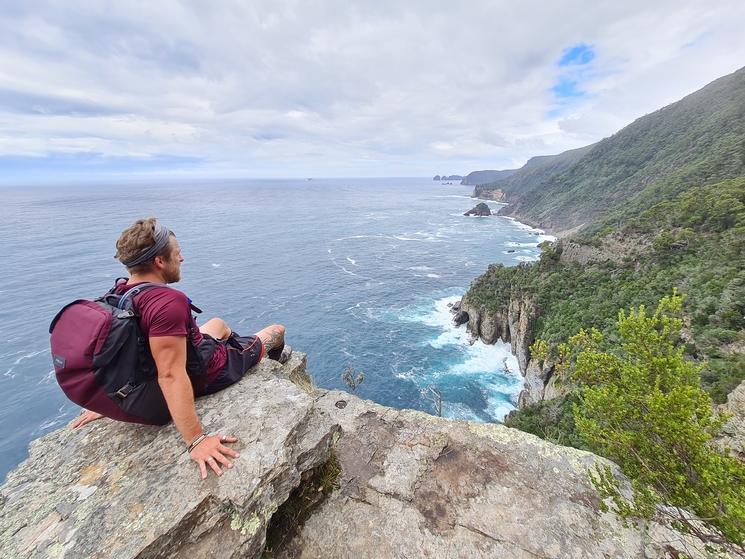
top-left (120, 223), bottom-right (172, 267)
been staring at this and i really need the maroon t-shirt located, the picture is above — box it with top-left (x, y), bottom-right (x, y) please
top-left (114, 282), bottom-right (227, 383)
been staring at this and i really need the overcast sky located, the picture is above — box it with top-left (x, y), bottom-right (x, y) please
top-left (1, 1), bottom-right (744, 181)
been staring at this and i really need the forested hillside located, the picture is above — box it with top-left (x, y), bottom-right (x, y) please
top-left (479, 66), bottom-right (745, 233)
top-left (465, 69), bottom-right (745, 545)
top-left (466, 63), bottom-right (745, 480)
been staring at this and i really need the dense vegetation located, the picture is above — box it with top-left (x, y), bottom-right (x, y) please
top-left (465, 67), bottom-right (745, 544)
top-left (482, 66), bottom-right (745, 232)
top-left (473, 177), bottom-right (745, 404)
top-left (571, 294), bottom-right (745, 546)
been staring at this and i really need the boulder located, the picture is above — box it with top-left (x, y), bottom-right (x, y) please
top-left (0, 354), bottom-right (336, 559)
top-left (717, 380), bottom-right (745, 462)
top-left (0, 354), bottom-right (728, 558)
top-left (464, 203), bottom-right (492, 217)
top-left (452, 309), bottom-right (469, 326)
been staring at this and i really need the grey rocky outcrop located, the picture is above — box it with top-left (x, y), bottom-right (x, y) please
top-left (0, 354), bottom-right (730, 558)
top-left (464, 202), bottom-right (492, 216)
top-left (558, 240), bottom-right (612, 265)
top-left (458, 293), bottom-right (545, 404)
top-left (717, 380), bottom-right (745, 462)
top-left (474, 188), bottom-right (506, 202)
top-left (0, 354), bottom-right (332, 559)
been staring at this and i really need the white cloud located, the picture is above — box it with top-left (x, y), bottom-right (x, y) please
top-left (0, 0), bottom-right (744, 178)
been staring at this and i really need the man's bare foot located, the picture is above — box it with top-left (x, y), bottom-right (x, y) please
top-left (71, 410), bottom-right (104, 429)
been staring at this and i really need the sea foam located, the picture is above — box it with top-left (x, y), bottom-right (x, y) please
top-left (401, 296), bottom-right (521, 420)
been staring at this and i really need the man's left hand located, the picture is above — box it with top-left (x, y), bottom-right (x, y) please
top-left (189, 434), bottom-right (239, 479)
top-left (71, 410), bottom-right (104, 429)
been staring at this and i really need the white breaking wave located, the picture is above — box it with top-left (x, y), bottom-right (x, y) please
top-left (477, 199), bottom-right (508, 205)
top-left (392, 235), bottom-right (426, 241)
top-left (515, 255), bottom-right (540, 262)
top-left (329, 256), bottom-right (373, 280)
top-left (503, 216), bottom-right (557, 243)
top-left (401, 295), bottom-right (522, 420)
top-left (13, 348), bottom-right (48, 365)
top-left (346, 256), bottom-right (357, 265)
top-left (441, 401), bottom-right (482, 422)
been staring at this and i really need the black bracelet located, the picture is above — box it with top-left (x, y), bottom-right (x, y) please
top-left (187, 433), bottom-right (207, 454)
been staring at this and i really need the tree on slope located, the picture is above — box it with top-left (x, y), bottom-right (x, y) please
top-left (568, 291), bottom-right (745, 547)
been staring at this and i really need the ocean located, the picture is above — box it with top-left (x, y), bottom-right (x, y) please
top-left (0, 177), bottom-right (551, 481)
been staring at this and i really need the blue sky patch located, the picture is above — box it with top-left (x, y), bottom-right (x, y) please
top-left (558, 43), bottom-right (595, 66)
top-left (548, 43), bottom-right (596, 117)
top-left (551, 76), bottom-right (584, 99)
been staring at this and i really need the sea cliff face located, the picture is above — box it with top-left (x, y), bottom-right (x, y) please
top-left (0, 353), bottom-right (720, 558)
top-left (473, 188), bottom-right (506, 202)
top-left (458, 236), bottom-right (638, 408)
top-left (458, 291), bottom-right (565, 406)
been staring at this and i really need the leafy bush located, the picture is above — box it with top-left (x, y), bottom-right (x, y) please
top-left (503, 394), bottom-right (586, 450)
top-left (570, 293), bottom-right (745, 546)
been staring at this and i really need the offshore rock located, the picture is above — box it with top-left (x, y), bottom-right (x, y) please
top-left (0, 354), bottom-right (728, 558)
top-left (464, 202), bottom-right (492, 216)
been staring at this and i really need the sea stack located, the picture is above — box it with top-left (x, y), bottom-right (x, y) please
top-left (464, 202), bottom-right (491, 216)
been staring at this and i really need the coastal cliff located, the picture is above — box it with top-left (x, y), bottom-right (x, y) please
top-left (458, 287), bottom-right (563, 407)
top-left (461, 169), bottom-right (517, 186)
top-left (0, 354), bottom-right (723, 559)
top-left (456, 236), bottom-right (625, 407)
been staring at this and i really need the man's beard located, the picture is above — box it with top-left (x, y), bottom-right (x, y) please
top-left (163, 261), bottom-right (180, 283)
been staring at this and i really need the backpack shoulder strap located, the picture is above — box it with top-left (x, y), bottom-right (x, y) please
top-left (117, 283), bottom-right (168, 310)
top-left (108, 277), bottom-right (129, 294)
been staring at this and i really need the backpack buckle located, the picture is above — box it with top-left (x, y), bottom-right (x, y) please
top-left (114, 383), bottom-right (135, 399)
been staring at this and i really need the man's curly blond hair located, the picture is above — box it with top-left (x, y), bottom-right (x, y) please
top-left (115, 217), bottom-right (174, 274)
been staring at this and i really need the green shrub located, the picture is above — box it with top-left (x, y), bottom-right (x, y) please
top-left (571, 293), bottom-right (745, 546)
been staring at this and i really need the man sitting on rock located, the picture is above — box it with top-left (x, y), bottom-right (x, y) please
top-left (72, 217), bottom-right (291, 479)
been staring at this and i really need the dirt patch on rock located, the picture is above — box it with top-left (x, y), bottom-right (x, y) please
top-left (414, 441), bottom-right (508, 534)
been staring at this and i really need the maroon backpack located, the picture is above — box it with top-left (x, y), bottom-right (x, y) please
top-left (50, 280), bottom-right (184, 425)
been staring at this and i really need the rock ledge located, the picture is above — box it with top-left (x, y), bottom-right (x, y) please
top-left (0, 354), bottom-right (727, 558)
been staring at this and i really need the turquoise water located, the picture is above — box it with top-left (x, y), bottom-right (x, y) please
top-left (0, 178), bottom-right (551, 480)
